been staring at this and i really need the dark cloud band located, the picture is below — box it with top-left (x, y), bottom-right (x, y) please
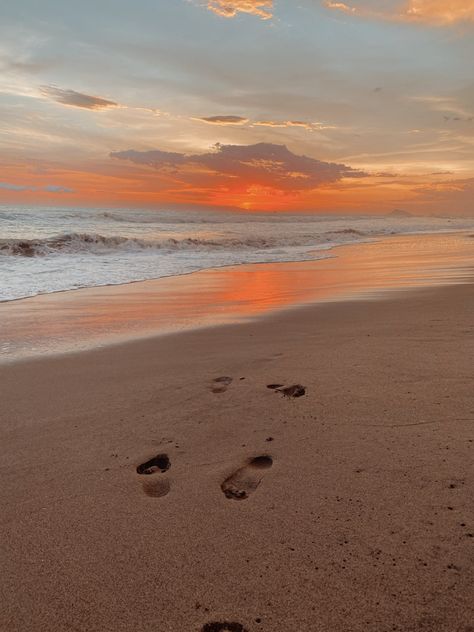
top-left (111, 142), bottom-right (366, 192)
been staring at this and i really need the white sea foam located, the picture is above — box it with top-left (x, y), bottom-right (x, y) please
top-left (0, 206), bottom-right (472, 302)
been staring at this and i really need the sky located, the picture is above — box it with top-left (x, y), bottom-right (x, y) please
top-left (0, 0), bottom-right (473, 214)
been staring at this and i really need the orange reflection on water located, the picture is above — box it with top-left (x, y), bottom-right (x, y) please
top-left (1, 232), bottom-right (472, 360)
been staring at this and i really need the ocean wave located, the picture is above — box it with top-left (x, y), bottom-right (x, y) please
top-left (0, 231), bottom-right (357, 257)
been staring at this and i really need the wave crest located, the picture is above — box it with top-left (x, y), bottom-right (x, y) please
top-left (0, 231), bottom-right (346, 257)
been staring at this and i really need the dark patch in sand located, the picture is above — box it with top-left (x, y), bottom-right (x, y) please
top-left (211, 376), bottom-right (233, 393)
top-left (142, 478), bottom-right (170, 498)
top-left (221, 455), bottom-right (273, 500)
top-left (276, 384), bottom-right (306, 398)
top-left (267, 383), bottom-right (284, 389)
top-left (136, 454), bottom-right (170, 475)
top-left (202, 623), bottom-right (248, 632)
top-left (214, 376), bottom-right (233, 385)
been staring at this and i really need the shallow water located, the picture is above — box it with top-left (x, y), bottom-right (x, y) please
top-left (1, 206), bottom-right (472, 301)
top-left (0, 232), bottom-right (472, 362)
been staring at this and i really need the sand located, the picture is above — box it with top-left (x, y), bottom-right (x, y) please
top-left (0, 283), bottom-right (473, 632)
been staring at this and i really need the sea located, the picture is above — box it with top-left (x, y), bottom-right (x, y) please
top-left (0, 206), bottom-right (472, 303)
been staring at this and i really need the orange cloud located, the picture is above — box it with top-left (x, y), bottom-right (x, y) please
top-left (403, 0), bottom-right (474, 24)
top-left (206, 1), bottom-right (273, 19)
top-left (253, 120), bottom-right (331, 131)
top-left (193, 115), bottom-right (327, 131)
top-left (325, 2), bottom-right (356, 14)
top-left (324, 0), bottom-right (474, 25)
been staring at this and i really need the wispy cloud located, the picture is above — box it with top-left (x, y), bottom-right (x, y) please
top-left (40, 85), bottom-right (119, 110)
top-left (324, 0), bottom-right (474, 25)
top-left (325, 2), bottom-right (356, 15)
top-left (404, 0), bottom-right (474, 25)
top-left (407, 95), bottom-right (473, 118)
top-left (193, 115), bottom-right (330, 131)
top-left (253, 120), bottom-right (333, 131)
top-left (205, 1), bottom-right (273, 19)
top-left (413, 176), bottom-right (474, 215)
top-left (0, 182), bottom-right (30, 191)
top-left (0, 182), bottom-right (74, 193)
top-left (195, 115), bottom-right (249, 125)
top-left (43, 185), bottom-right (74, 193)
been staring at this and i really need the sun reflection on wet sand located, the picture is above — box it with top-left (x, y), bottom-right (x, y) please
top-left (1, 232), bottom-right (472, 360)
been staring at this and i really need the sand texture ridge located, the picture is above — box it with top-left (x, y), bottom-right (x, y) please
top-left (0, 283), bottom-right (473, 631)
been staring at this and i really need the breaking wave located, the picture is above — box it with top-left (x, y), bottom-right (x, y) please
top-left (0, 230), bottom-right (368, 257)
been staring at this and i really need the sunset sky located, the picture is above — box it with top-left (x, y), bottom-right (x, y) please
top-left (1, 0), bottom-right (473, 214)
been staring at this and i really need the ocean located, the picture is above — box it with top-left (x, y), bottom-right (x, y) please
top-left (0, 206), bottom-right (472, 302)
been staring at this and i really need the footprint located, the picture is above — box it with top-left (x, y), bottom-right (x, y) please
top-left (202, 623), bottom-right (248, 632)
top-left (211, 376), bottom-right (233, 394)
top-left (142, 478), bottom-right (170, 498)
top-left (136, 453), bottom-right (171, 497)
top-left (221, 455), bottom-right (273, 500)
top-left (136, 453), bottom-right (170, 475)
top-left (276, 384), bottom-right (306, 398)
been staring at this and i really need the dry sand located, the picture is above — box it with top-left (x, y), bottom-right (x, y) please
top-left (0, 283), bottom-right (473, 631)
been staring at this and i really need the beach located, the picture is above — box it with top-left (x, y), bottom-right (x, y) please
top-left (1, 232), bottom-right (473, 361)
top-left (1, 238), bottom-right (473, 631)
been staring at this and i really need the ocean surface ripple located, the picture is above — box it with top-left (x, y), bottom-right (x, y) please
top-left (0, 206), bottom-right (471, 302)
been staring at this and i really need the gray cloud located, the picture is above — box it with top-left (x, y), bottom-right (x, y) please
top-left (0, 182), bottom-right (30, 191)
top-left (43, 185), bottom-right (74, 193)
top-left (111, 142), bottom-right (366, 191)
top-left (40, 85), bottom-right (118, 110)
top-left (196, 115), bottom-right (249, 125)
top-left (0, 182), bottom-right (74, 193)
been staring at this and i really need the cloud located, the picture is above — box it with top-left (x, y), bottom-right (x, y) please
top-left (0, 182), bottom-right (74, 193)
top-left (324, 0), bottom-right (474, 25)
top-left (40, 85), bottom-right (119, 110)
top-left (413, 177), bottom-right (474, 215)
top-left (111, 142), bottom-right (366, 193)
top-left (193, 116), bottom-right (330, 131)
top-left (195, 115), bottom-right (249, 125)
top-left (407, 95), bottom-right (473, 119)
top-left (0, 182), bottom-right (30, 191)
top-left (43, 185), bottom-right (74, 193)
top-left (404, 0), bottom-right (474, 25)
top-left (325, 2), bottom-right (356, 14)
top-left (205, 1), bottom-right (273, 19)
top-left (253, 119), bottom-right (331, 131)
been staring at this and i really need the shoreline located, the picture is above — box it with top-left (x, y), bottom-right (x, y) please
top-left (2, 227), bottom-right (471, 306)
top-left (1, 281), bottom-right (473, 631)
top-left (1, 231), bottom-right (473, 363)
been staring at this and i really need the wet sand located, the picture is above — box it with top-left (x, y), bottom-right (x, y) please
top-left (1, 279), bottom-right (473, 631)
top-left (1, 232), bottom-right (473, 361)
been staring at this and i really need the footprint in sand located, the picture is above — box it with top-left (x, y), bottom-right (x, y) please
top-left (136, 453), bottom-right (171, 497)
top-left (267, 383), bottom-right (306, 398)
top-left (142, 478), bottom-right (171, 498)
top-left (136, 453), bottom-right (170, 475)
top-left (202, 623), bottom-right (248, 632)
top-left (221, 455), bottom-right (273, 500)
top-left (211, 376), bottom-right (233, 394)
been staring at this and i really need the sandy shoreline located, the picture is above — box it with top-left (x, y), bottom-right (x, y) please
top-left (1, 231), bottom-right (473, 362)
top-left (1, 279), bottom-right (473, 631)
